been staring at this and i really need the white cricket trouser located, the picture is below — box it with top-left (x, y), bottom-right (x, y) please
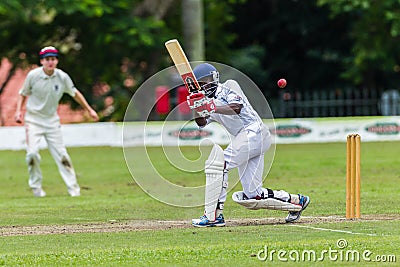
top-left (219, 125), bottom-right (290, 202)
top-left (25, 122), bottom-right (80, 193)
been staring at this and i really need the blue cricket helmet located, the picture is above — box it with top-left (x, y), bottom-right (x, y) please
top-left (193, 63), bottom-right (218, 80)
top-left (193, 63), bottom-right (219, 97)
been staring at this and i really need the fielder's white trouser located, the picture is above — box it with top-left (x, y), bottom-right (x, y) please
top-left (25, 122), bottom-right (80, 193)
top-left (220, 126), bottom-right (290, 202)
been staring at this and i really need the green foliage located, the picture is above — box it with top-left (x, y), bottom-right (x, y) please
top-left (228, 45), bottom-right (269, 89)
top-left (2, 0), bottom-right (400, 120)
top-left (0, 0), bottom-right (179, 120)
top-left (203, 0), bottom-right (242, 62)
top-left (318, 0), bottom-right (400, 88)
top-left (229, 0), bottom-right (352, 97)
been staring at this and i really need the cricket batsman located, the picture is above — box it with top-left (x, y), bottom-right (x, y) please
top-left (188, 63), bottom-right (310, 227)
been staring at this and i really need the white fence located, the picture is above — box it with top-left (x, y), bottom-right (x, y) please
top-left (1, 117), bottom-right (399, 150)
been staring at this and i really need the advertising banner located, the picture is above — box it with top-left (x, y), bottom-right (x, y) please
top-left (0, 117), bottom-right (399, 150)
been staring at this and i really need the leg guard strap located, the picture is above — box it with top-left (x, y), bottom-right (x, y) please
top-left (266, 188), bottom-right (274, 198)
top-left (232, 191), bottom-right (302, 211)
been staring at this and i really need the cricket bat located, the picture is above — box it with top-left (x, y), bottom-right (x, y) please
top-left (165, 39), bottom-right (201, 93)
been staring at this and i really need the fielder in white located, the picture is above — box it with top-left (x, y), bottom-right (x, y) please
top-left (14, 46), bottom-right (99, 197)
top-left (187, 63), bottom-right (310, 227)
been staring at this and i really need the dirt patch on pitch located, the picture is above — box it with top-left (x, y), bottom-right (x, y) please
top-left (0, 220), bottom-right (189, 236)
top-left (229, 214), bottom-right (400, 227)
top-left (1, 214), bottom-right (399, 236)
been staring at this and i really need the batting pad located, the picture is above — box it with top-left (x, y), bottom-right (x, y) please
top-left (204, 144), bottom-right (225, 221)
top-left (232, 191), bottom-right (302, 212)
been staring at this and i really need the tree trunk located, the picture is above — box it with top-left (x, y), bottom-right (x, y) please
top-left (182, 0), bottom-right (204, 61)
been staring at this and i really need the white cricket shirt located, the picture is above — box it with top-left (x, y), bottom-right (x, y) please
top-left (19, 67), bottom-right (77, 127)
top-left (207, 80), bottom-right (265, 136)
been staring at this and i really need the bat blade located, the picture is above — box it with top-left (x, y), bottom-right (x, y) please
top-left (165, 39), bottom-right (201, 93)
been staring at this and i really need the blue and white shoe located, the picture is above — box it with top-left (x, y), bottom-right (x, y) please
top-left (192, 214), bottom-right (225, 227)
top-left (285, 195), bottom-right (310, 223)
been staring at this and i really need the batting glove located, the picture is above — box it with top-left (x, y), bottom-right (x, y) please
top-left (187, 92), bottom-right (207, 109)
top-left (195, 98), bottom-right (216, 117)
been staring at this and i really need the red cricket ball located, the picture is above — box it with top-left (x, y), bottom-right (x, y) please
top-left (277, 78), bottom-right (287, 88)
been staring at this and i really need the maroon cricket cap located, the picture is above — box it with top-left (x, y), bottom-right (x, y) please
top-left (39, 46), bottom-right (59, 59)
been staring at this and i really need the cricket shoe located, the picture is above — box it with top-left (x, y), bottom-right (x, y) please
top-left (192, 214), bottom-right (225, 227)
top-left (32, 188), bottom-right (46, 197)
top-left (285, 195), bottom-right (310, 223)
top-left (68, 188), bottom-right (80, 197)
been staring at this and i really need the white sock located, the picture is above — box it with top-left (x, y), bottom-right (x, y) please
top-left (216, 202), bottom-right (224, 216)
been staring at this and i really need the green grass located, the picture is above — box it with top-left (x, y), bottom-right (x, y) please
top-left (0, 142), bottom-right (399, 266)
top-left (0, 221), bottom-right (398, 266)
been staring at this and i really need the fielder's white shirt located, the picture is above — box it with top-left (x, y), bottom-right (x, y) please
top-left (206, 80), bottom-right (265, 136)
top-left (19, 67), bottom-right (77, 127)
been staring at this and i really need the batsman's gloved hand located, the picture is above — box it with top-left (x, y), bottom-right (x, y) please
top-left (187, 91), bottom-right (207, 109)
top-left (195, 98), bottom-right (216, 117)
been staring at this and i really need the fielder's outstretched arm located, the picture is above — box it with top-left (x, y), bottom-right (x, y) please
top-left (73, 90), bottom-right (99, 121)
top-left (14, 94), bottom-right (27, 123)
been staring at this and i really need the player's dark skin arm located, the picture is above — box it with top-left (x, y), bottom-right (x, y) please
top-left (195, 117), bottom-right (208, 127)
top-left (194, 103), bottom-right (242, 127)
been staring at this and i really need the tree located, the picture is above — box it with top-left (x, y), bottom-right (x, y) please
top-left (318, 0), bottom-right (400, 89)
top-left (229, 0), bottom-right (352, 97)
top-left (0, 0), bottom-right (179, 121)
